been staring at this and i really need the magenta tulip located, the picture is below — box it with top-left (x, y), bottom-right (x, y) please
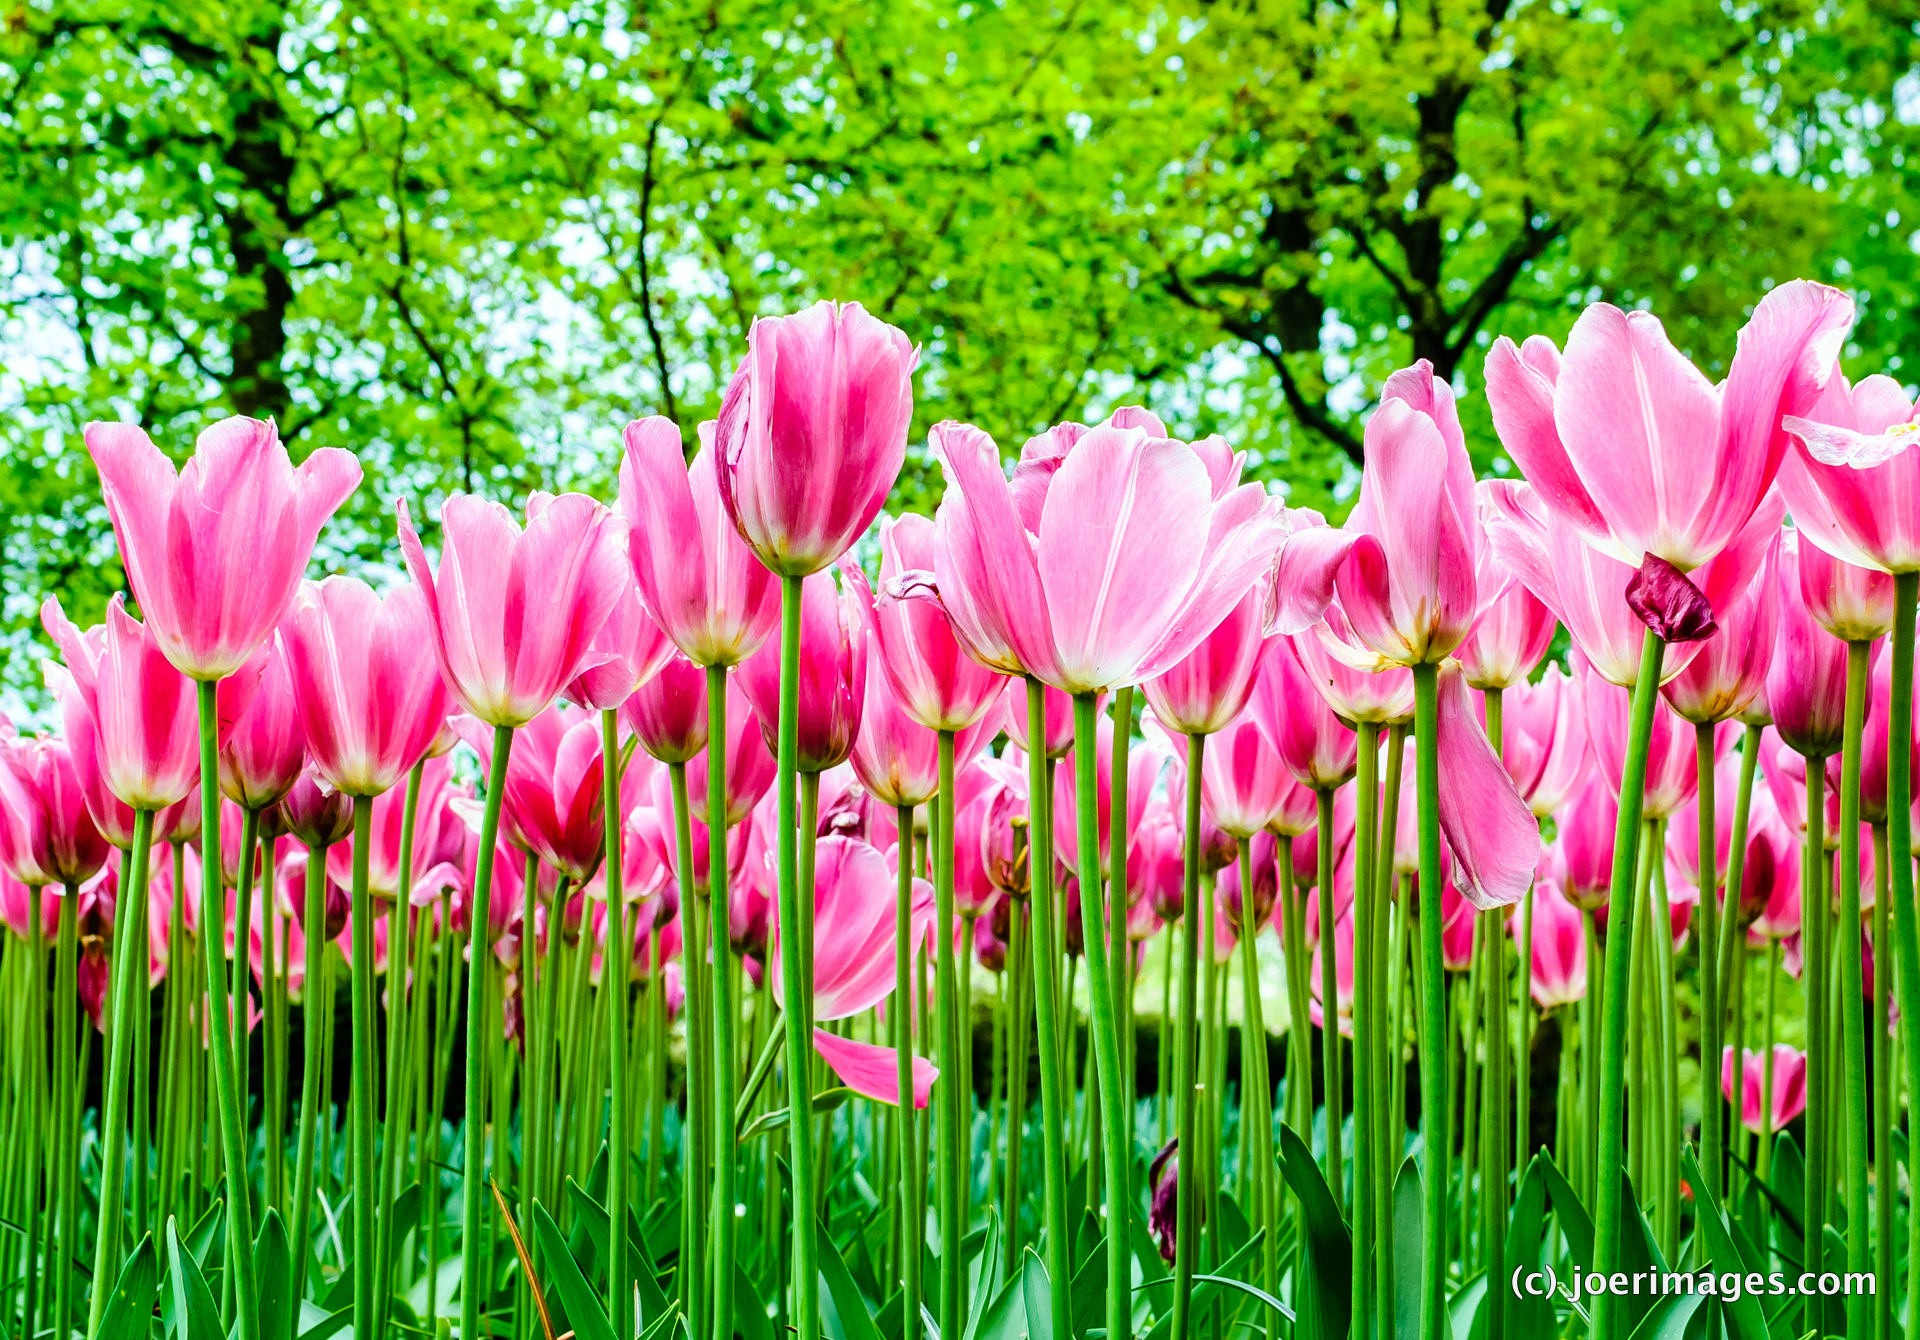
top-left (1769, 535), bottom-right (1865, 759)
top-left (623, 654), bottom-right (710, 765)
top-left (564, 582), bottom-right (677, 711)
top-left (681, 676), bottom-right (778, 832)
top-left (620, 416), bottom-right (780, 667)
top-left (1198, 712), bottom-right (1299, 839)
top-left (714, 301), bottom-right (917, 576)
top-left (85, 416), bottom-right (361, 679)
top-left (0, 734), bottom-right (111, 887)
top-left (1518, 877), bottom-right (1586, 1008)
top-left (1584, 660), bottom-right (1729, 820)
top-left (217, 634), bottom-right (306, 810)
top-left (1721, 1044), bottom-right (1809, 1134)
top-left (279, 765), bottom-right (355, 849)
top-left (397, 491), bottom-right (627, 728)
top-left (1555, 770), bottom-right (1618, 912)
top-left (1252, 636), bottom-right (1359, 790)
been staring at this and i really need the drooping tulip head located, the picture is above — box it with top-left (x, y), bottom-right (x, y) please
top-left (85, 416), bottom-right (362, 679)
top-left (397, 491), bottom-right (629, 728)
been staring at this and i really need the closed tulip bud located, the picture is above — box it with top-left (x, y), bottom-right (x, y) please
top-left (622, 654), bottom-right (710, 765)
top-left (280, 766), bottom-right (354, 849)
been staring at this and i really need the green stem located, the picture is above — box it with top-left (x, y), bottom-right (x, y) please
top-left (1888, 572), bottom-right (1920, 1340)
top-left (1171, 730), bottom-right (1208, 1340)
top-left (131, 837), bottom-right (152, 1245)
top-left (1375, 722), bottom-right (1406, 1323)
top-left (1587, 630), bottom-right (1666, 1340)
top-left (22, 890), bottom-right (43, 1339)
top-left (1412, 661), bottom-right (1448, 1340)
top-left (1110, 685), bottom-right (1135, 1168)
top-left (290, 842), bottom-right (330, 1300)
top-left (934, 729), bottom-right (964, 1340)
top-left (1315, 788), bottom-right (1342, 1209)
top-left (349, 794), bottom-right (377, 1339)
top-left (1838, 639), bottom-right (1872, 1340)
top-left (893, 802), bottom-right (924, 1340)
top-left (773, 576), bottom-right (819, 1340)
top-left (1694, 721), bottom-right (1723, 1208)
top-left (1235, 843), bottom-right (1277, 1339)
top-left (85, 807), bottom-right (154, 1340)
top-left (707, 664), bottom-right (738, 1340)
top-left (1871, 821), bottom-right (1893, 1340)
top-left (377, 760), bottom-right (423, 1330)
top-left (461, 724), bottom-right (514, 1340)
top-left (1714, 724), bottom-right (1762, 1188)
top-left (1805, 746), bottom-right (1830, 1328)
top-left (602, 709), bottom-right (632, 1331)
top-left (1024, 679), bottom-right (1072, 1340)
top-left (1351, 719), bottom-right (1378, 1332)
top-left (1072, 693), bottom-right (1131, 1340)
top-left (669, 762), bottom-right (707, 1340)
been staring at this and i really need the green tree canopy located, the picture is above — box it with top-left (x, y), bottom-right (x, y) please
top-left (3, 0), bottom-right (1916, 709)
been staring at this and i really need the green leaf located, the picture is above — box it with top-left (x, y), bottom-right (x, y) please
top-left (168, 1217), bottom-right (224, 1340)
top-left (97, 1232), bottom-right (159, 1340)
top-left (972, 1270), bottom-right (1027, 1340)
top-left (254, 1209), bottom-right (293, 1340)
top-left (1680, 1148), bottom-right (1770, 1340)
top-left (732, 1265), bottom-right (774, 1340)
top-left (741, 1087), bottom-right (855, 1139)
top-left (1394, 1157), bottom-right (1424, 1340)
top-left (1069, 1233), bottom-right (1106, 1335)
top-left (1767, 1135), bottom-right (1806, 1266)
top-left (1277, 1124), bottom-right (1351, 1340)
top-left (532, 1202), bottom-right (617, 1340)
top-left (294, 1305), bottom-right (352, 1340)
top-left (1537, 1152), bottom-right (1594, 1276)
top-left (817, 1214), bottom-right (884, 1340)
top-left (1626, 1291), bottom-right (1707, 1340)
top-left (960, 1210), bottom-right (1002, 1340)
top-left (1021, 1247), bottom-right (1054, 1340)
top-left (1503, 1155), bottom-right (1553, 1337)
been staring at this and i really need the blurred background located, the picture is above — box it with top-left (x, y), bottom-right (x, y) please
top-left (3, 0), bottom-right (1917, 710)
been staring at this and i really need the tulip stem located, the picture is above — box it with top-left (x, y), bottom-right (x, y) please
top-left (1412, 661), bottom-right (1448, 1340)
top-left (894, 802), bottom-right (925, 1340)
top-left (290, 841), bottom-right (329, 1300)
top-left (1070, 692), bottom-right (1130, 1340)
top-left (773, 575), bottom-right (820, 1340)
top-left (1588, 629), bottom-right (1666, 1340)
top-left (348, 794), bottom-right (377, 1340)
top-left (376, 760), bottom-right (422, 1333)
top-left (1715, 723), bottom-right (1762, 1193)
top-left (1375, 721), bottom-right (1406, 1325)
top-left (668, 761), bottom-right (709, 1339)
top-left (1111, 685), bottom-right (1135, 1170)
top-left (1888, 570), bottom-right (1920, 1340)
top-left (1170, 728), bottom-right (1211, 1340)
top-left (1836, 639), bottom-right (1872, 1340)
top-left (706, 664), bottom-right (739, 1340)
top-left (1804, 745), bottom-right (1830, 1331)
top-left (931, 728), bottom-right (965, 1340)
top-left (1023, 679), bottom-right (1072, 1340)
top-left (600, 709), bottom-right (632, 1332)
top-left (1689, 721), bottom-right (1721, 1211)
top-left (1352, 719), bottom-right (1378, 1334)
top-left (1234, 842), bottom-right (1276, 1340)
top-left (461, 724), bottom-right (513, 1340)
top-left (1314, 788), bottom-right (1341, 1209)
top-left (1871, 820), bottom-right (1893, 1340)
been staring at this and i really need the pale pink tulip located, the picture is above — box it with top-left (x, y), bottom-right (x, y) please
top-left (1142, 589), bottom-right (1267, 736)
top-left (925, 418), bottom-right (1289, 693)
top-left (1556, 770), bottom-right (1618, 912)
top-left (1286, 605), bottom-right (1416, 724)
top-left (1768, 534), bottom-right (1864, 759)
top-left (1721, 1044), bottom-right (1809, 1134)
top-left (85, 416), bottom-right (361, 679)
top-left (1662, 528), bottom-right (1781, 725)
top-left (0, 734), bottom-right (111, 886)
top-left (397, 491), bottom-right (628, 728)
top-left (1779, 371), bottom-right (1920, 573)
top-left (43, 596), bottom-right (263, 813)
top-left (714, 301), bottom-right (917, 576)
top-left (1586, 660), bottom-right (1732, 820)
top-left (1498, 665), bottom-right (1590, 818)
top-left (620, 417), bottom-right (780, 667)
top-left (850, 633), bottom-right (998, 809)
top-left (1271, 363), bottom-right (1481, 665)
top-left (1516, 877), bottom-right (1586, 1007)
top-left (217, 634), bottom-right (306, 810)
top-left (873, 513), bottom-right (1005, 732)
top-left (1429, 663), bottom-right (1542, 908)
top-left (1252, 635), bottom-right (1359, 790)
top-left (1483, 282), bottom-right (1852, 621)
top-left (769, 836), bottom-right (933, 1019)
top-left (564, 583), bottom-right (676, 711)
top-left (1458, 537), bottom-right (1556, 691)
top-left (622, 654), bottom-right (710, 765)
top-left (1197, 712), bottom-right (1298, 839)
top-left (739, 562), bottom-right (867, 771)
top-left (283, 577), bottom-right (455, 797)
top-left (1796, 534), bottom-right (1896, 642)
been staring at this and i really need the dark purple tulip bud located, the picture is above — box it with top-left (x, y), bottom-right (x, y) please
top-left (1149, 1140), bottom-right (1180, 1264)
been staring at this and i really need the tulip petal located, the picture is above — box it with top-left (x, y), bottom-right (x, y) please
top-left (1483, 336), bottom-right (1614, 547)
top-left (1434, 662), bottom-right (1540, 908)
top-left (1267, 520), bottom-right (1358, 637)
top-left (812, 1028), bottom-right (937, 1109)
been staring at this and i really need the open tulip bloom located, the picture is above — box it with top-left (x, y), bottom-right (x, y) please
top-left (26, 284), bottom-right (1920, 1340)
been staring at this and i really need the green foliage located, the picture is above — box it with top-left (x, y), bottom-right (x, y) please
top-left (4, 0), bottom-right (1918, 706)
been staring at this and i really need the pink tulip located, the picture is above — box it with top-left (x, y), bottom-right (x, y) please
top-left (1054, 712), bottom-right (1115, 876)
top-left (812, 1028), bottom-right (938, 1110)
top-left (1285, 605), bottom-right (1416, 724)
top-left (1307, 906), bottom-right (1356, 1036)
top-left (0, 874), bottom-right (58, 941)
top-left (1458, 542), bottom-right (1556, 691)
top-left (1424, 662), bottom-right (1541, 908)
top-left (1855, 651), bottom-right (1918, 824)
top-left (279, 765), bottom-right (355, 848)
top-left (1483, 281), bottom-right (1852, 632)
top-left (1132, 809), bottom-right (1185, 921)
top-left (1252, 635), bottom-right (1359, 790)
top-left (873, 513), bottom-right (1006, 732)
top-left (1739, 792), bottom-right (1801, 933)
top-left (739, 562), bottom-right (867, 771)
top-left (1197, 712), bottom-right (1299, 839)
top-left (1759, 728), bottom-right (1841, 849)
top-left (1516, 877), bottom-right (1586, 1007)
top-left (0, 734), bottom-right (111, 887)
top-left (1219, 830), bottom-right (1280, 935)
top-left (1768, 534), bottom-right (1864, 759)
top-left (974, 897), bottom-right (1010, 971)
top-left (925, 418), bottom-right (1289, 693)
top-left (683, 676), bottom-right (776, 831)
top-left (1662, 528), bottom-right (1781, 726)
top-left (1779, 371), bottom-right (1920, 574)
top-left (397, 491), bottom-right (628, 728)
top-left (714, 301), bottom-right (917, 576)
top-left (1585, 660), bottom-right (1730, 820)
top-left (1556, 770), bottom-right (1619, 912)
top-left (85, 416), bottom-right (362, 679)
top-left (563, 583), bottom-right (677, 711)
top-left (1159, 741), bottom-right (1242, 877)
top-left (320, 755), bottom-right (473, 903)
top-left (1439, 877), bottom-right (1477, 971)
top-left (644, 752), bottom-right (749, 892)
top-left (1663, 751), bottom-right (1741, 897)
top-left (1497, 665), bottom-right (1590, 818)
top-left (43, 596), bottom-right (263, 813)
top-left (1796, 533), bottom-right (1896, 643)
top-left (850, 633), bottom-right (998, 809)
top-left (769, 836), bottom-right (934, 1019)
top-left (1721, 1044), bottom-right (1809, 1134)
top-left (620, 417), bottom-right (780, 668)
top-left (282, 577), bottom-right (455, 798)
top-left (622, 654), bottom-right (710, 765)
top-left (952, 769), bottom-right (1003, 915)
top-left (1142, 589), bottom-right (1267, 736)
top-left (1272, 363), bottom-right (1482, 666)
top-left (998, 680), bottom-right (1080, 759)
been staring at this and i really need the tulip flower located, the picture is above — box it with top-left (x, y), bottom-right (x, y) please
top-left (1664, 752), bottom-right (1742, 897)
top-left (998, 680), bottom-right (1079, 759)
top-left (623, 654), bottom-right (710, 765)
top-left (1797, 536), bottom-right (1896, 644)
top-left (714, 301), bottom-right (917, 577)
top-left (1662, 530), bottom-right (1781, 726)
top-left (564, 582), bottom-right (677, 711)
top-left (1585, 662), bottom-right (1729, 821)
top-left (1779, 372), bottom-right (1920, 575)
top-left (1255, 635), bottom-right (1359, 791)
top-left (1514, 877), bottom-right (1586, 1008)
top-left (1142, 589), bottom-right (1267, 737)
top-left (621, 416), bottom-right (780, 669)
top-left (683, 677), bottom-right (777, 833)
top-left (1740, 794), bottom-right (1802, 934)
top-left (1497, 666), bottom-right (1590, 818)
top-left (217, 635), bottom-right (307, 811)
top-left (1721, 1045), bottom-right (1809, 1134)
top-left (0, 735), bottom-right (111, 888)
top-left (872, 513), bottom-right (1006, 732)
top-left (279, 766), bottom-right (355, 849)
top-left (850, 634), bottom-right (997, 809)
top-left (1557, 771), bottom-right (1619, 912)
top-left (1197, 712), bottom-right (1300, 840)
top-left (739, 563), bottom-right (867, 772)
top-left (85, 416), bottom-right (361, 680)
top-left (1457, 542), bottom-right (1556, 691)
top-left (1770, 535), bottom-right (1862, 761)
